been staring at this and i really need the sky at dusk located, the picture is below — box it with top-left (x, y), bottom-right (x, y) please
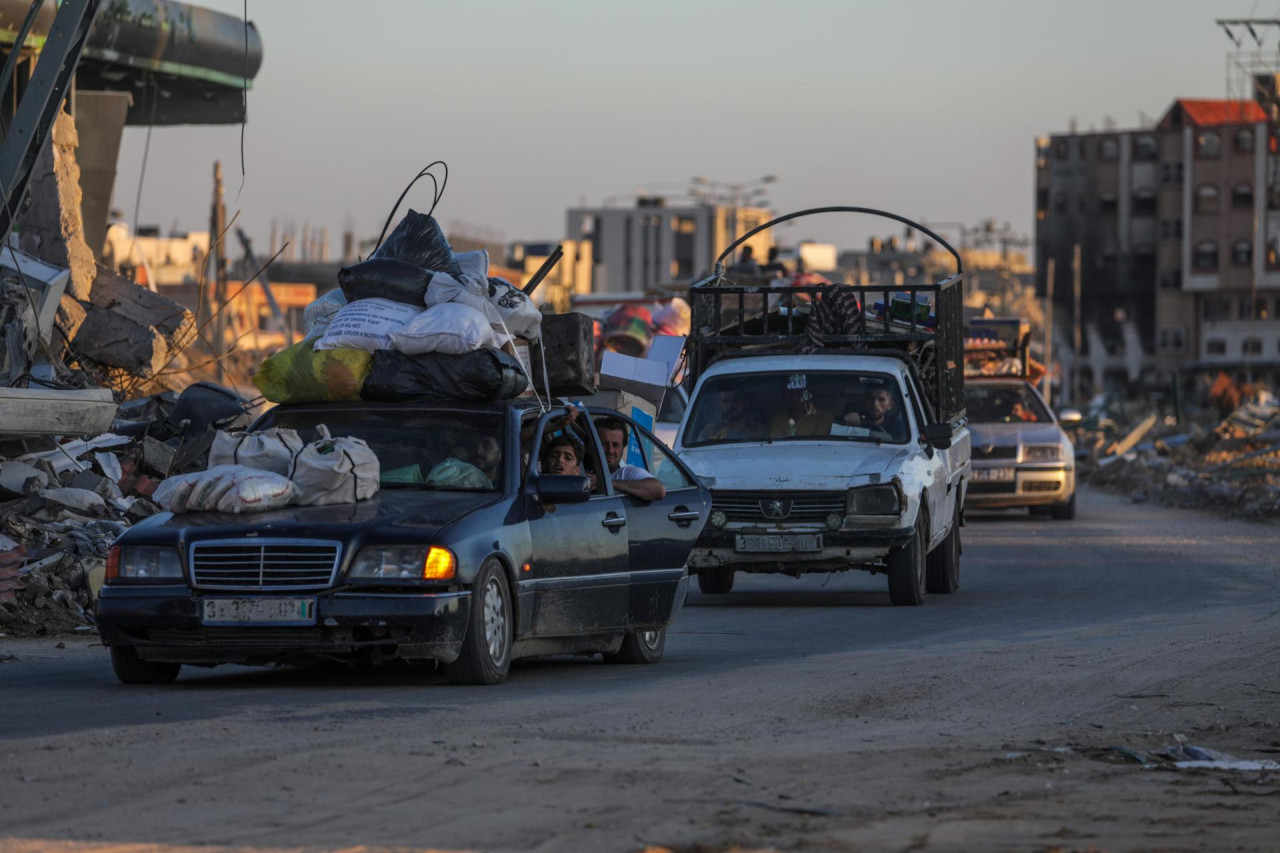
top-left (111, 0), bottom-right (1264, 258)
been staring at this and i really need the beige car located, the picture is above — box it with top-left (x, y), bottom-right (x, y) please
top-left (964, 379), bottom-right (1080, 519)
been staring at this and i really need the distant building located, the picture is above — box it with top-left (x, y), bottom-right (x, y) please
top-left (1035, 94), bottom-right (1275, 389)
top-left (565, 197), bottom-right (773, 294)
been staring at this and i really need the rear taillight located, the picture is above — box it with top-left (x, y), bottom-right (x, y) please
top-left (105, 547), bottom-right (120, 581)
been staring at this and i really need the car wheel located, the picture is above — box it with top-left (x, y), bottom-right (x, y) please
top-left (110, 646), bottom-right (181, 684)
top-left (1050, 492), bottom-right (1077, 520)
top-left (926, 503), bottom-right (960, 594)
top-left (445, 560), bottom-right (512, 685)
top-left (604, 627), bottom-right (666, 665)
top-left (888, 508), bottom-right (927, 606)
top-left (697, 568), bottom-right (735, 594)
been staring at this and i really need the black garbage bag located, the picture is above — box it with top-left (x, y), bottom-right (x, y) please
top-left (337, 258), bottom-right (433, 305)
top-left (363, 347), bottom-right (527, 403)
top-left (169, 381), bottom-right (252, 439)
top-left (370, 209), bottom-right (462, 278)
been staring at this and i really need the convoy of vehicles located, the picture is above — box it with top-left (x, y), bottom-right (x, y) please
top-left (672, 207), bottom-right (971, 605)
top-left (97, 401), bottom-right (709, 685)
top-left (962, 318), bottom-right (1079, 519)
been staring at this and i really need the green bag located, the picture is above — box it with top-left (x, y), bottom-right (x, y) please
top-left (254, 341), bottom-right (373, 404)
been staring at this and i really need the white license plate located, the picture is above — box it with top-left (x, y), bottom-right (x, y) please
top-left (972, 467), bottom-right (1015, 482)
top-left (735, 534), bottom-right (823, 553)
top-left (202, 597), bottom-right (317, 626)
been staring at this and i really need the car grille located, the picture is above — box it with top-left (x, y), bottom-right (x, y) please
top-left (1022, 481), bottom-right (1061, 493)
top-left (968, 481), bottom-right (1017, 495)
top-left (190, 540), bottom-right (341, 590)
top-left (711, 490), bottom-right (846, 523)
top-left (972, 445), bottom-right (1017, 460)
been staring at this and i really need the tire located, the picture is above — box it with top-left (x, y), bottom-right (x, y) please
top-left (697, 568), bottom-right (735, 594)
top-left (110, 646), bottom-right (180, 685)
top-left (926, 503), bottom-right (961, 594)
top-left (1050, 491), bottom-right (1077, 520)
top-left (888, 508), bottom-right (927, 606)
top-left (604, 627), bottom-right (666, 665)
top-left (444, 560), bottom-right (513, 685)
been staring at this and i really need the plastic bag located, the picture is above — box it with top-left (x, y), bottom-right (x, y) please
top-left (208, 428), bottom-right (304, 476)
top-left (255, 341), bottom-right (373, 404)
top-left (389, 302), bottom-right (500, 356)
top-left (154, 465), bottom-right (298, 514)
top-left (363, 347), bottom-right (527, 402)
top-left (304, 289), bottom-right (348, 334)
top-left (337, 258), bottom-right (433, 305)
top-left (424, 457), bottom-right (491, 490)
top-left (371, 209), bottom-right (462, 278)
top-left (487, 276), bottom-right (542, 341)
top-left (313, 298), bottom-right (423, 352)
top-left (289, 425), bottom-right (380, 506)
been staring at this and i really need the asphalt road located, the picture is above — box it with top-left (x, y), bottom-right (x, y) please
top-left (2, 485), bottom-right (1279, 853)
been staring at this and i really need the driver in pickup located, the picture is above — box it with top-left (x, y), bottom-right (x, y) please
top-left (842, 384), bottom-right (907, 441)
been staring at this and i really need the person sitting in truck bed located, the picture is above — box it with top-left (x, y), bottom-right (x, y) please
top-left (768, 374), bottom-right (834, 438)
top-left (841, 382), bottom-right (907, 441)
top-left (695, 386), bottom-right (768, 443)
top-left (594, 416), bottom-right (666, 502)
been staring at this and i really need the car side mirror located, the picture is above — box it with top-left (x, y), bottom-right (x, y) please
top-left (1057, 408), bottom-right (1083, 426)
top-left (536, 474), bottom-right (591, 504)
top-left (923, 423), bottom-right (953, 449)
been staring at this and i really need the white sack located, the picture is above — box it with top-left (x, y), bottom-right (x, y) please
top-left (313, 298), bottom-right (422, 352)
top-left (389, 302), bottom-right (501, 355)
top-left (433, 250), bottom-right (540, 342)
top-left (208, 428), bottom-right (304, 476)
top-left (154, 465), bottom-right (298, 515)
top-left (289, 425), bottom-right (380, 506)
top-left (486, 275), bottom-right (542, 341)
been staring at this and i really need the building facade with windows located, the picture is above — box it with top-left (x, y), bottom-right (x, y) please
top-left (1035, 96), bottom-right (1275, 388)
top-left (566, 198), bottom-right (773, 294)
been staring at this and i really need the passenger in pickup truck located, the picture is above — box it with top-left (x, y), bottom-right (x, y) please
top-left (594, 417), bottom-right (666, 502)
top-left (768, 378), bottom-right (834, 438)
top-left (695, 388), bottom-right (767, 443)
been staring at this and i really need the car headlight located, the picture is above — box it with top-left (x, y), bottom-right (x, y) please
top-left (1023, 445), bottom-right (1061, 462)
top-left (847, 485), bottom-right (900, 516)
top-left (106, 546), bottom-right (183, 581)
top-left (349, 546), bottom-right (456, 581)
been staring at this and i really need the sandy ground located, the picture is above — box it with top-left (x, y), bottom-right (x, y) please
top-left (2, 486), bottom-right (1278, 853)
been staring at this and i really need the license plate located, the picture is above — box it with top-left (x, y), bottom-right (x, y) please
top-left (972, 467), bottom-right (1015, 482)
top-left (735, 534), bottom-right (823, 553)
top-left (202, 597), bottom-right (317, 626)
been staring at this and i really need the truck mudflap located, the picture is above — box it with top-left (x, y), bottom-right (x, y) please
top-left (689, 526), bottom-right (913, 572)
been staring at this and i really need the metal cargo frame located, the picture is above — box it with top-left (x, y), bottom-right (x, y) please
top-left (686, 207), bottom-right (966, 424)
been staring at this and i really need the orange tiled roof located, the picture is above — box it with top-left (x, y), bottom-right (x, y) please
top-left (1174, 99), bottom-right (1266, 126)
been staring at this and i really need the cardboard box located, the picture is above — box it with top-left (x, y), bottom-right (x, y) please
top-left (598, 335), bottom-right (685, 407)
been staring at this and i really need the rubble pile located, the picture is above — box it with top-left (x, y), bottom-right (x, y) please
top-left (0, 385), bottom-right (250, 636)
top-left (1074, 396), bottom-right (1280, 522)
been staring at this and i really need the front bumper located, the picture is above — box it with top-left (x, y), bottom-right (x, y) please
top-left (688, 526), bottom-right (913, 572)
top-left (96, 585), bottom-right (471, 665)
top-left (966, 465), bottom-right (1075, 509)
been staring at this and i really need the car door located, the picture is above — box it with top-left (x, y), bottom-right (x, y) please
top-left (604, 413), bottom-right (710, 629)
top-left (522, 408), bottom-right (630, 637)
top-left (902, 373), bottom-right (952, 546)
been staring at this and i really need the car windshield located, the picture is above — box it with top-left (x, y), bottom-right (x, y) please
top-left (965, 384), bottom-right (1051, 424)
top-left (684, 371), bottom-right (910, 446)
top-left (262, 408), bottom-right (505, 491)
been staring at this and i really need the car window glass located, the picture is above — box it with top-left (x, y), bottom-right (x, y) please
top-left (964, 385), bottom-right (1051, 423)
top-left (658, 388), bottom-right (686, 423)
top-left (685, 371), bottom-right (909, 445)
top-left (265, 408), bottom-right (504, 492)
top-left (637, 431), bottom-right (692, 490)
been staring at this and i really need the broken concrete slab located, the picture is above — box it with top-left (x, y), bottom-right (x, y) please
top-left (72, 305), bottom-right (169, 377)
top-left (36, 488), bottom-right (107, 518)
top-left (89, 267), bottom-right (196, 347)
top-left (70, 469), bottom-right (123, 501)
top-left (0, 461), bottom-right (49, 498)
top-left (139, 435), bottom-right (176, 478)
top-left (0, 386), bottom-right (118, 436)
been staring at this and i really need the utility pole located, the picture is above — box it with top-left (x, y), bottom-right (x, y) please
top-left (1071, 244), bottom-right (1082, 405)
top-left (209, 161), bottom-right (227, 384)
top-left (1043, 258), bottom-right (1055, 407)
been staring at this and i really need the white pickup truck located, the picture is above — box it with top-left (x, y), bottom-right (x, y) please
top-left (673, 207), bottom-right (971, 605)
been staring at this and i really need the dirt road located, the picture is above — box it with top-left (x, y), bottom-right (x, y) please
top-left (2, 486), bottom-right (1278, 852)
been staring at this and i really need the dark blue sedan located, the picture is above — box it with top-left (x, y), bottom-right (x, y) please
top-left (96, 400), bottom-right (710, 685)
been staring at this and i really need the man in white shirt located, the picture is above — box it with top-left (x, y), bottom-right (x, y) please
top-left (594, 416), bottom-right (666, 502)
